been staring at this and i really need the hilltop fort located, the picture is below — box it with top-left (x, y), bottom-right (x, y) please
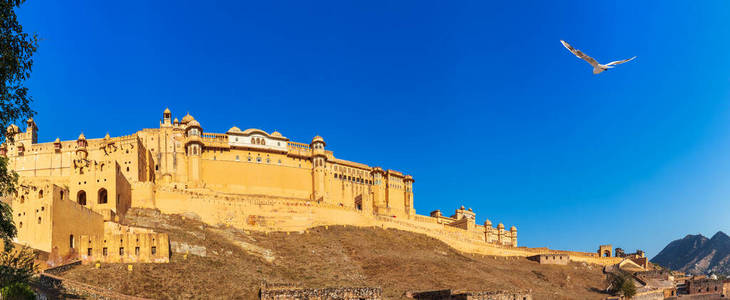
top-left (1, 109), bottom-right (621, 266)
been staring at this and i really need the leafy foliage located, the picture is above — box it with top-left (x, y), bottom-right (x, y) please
top-left (608, 271), bottom-right (637, 298)
top-left (0, 0), bottom-right (38, 251)
top-left (0, 0), bottom-right (38, 137)
top-left (0, 281), bottom-right (35, 300)
top-left (0, 246), bottom-right (37, 289)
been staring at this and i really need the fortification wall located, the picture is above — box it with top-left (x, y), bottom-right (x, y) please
top-left (77, 232), bottom-right (170, 264)
top-left (199, 158), bottom-right (313, 199)
top-left (150, 188), bottom-right (621, 266)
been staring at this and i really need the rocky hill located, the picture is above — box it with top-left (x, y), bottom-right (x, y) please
top-left (56, 208), bottom-right (612, 299)
top-left (651, 231), bottom-right (730, 275)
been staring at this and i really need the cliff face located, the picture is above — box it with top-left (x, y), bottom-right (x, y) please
top-left (651, 231), bottom-right (730, 274)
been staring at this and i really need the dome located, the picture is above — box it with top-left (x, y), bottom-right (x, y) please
top-left (164, 108), bottom-right (171, 114)
top-left (485, 219), bottom-right (492, 226)
top-left (468, 208), bottom-right (473, 212)
top-left (104, 132), bottom-right (110, 139)
top-left (78, 133), bottom-right (86, 140)
top-left (173, 118), bottom-right (179, 123)
top-left (497, 223), bottom-right (505, 229)
top-left (311, 135), bottom-right (325, 145)
top-left (228, 126), bottom-right (242, 133)
top-left (187, 119), bottom-right (201, 128)
top-left (460, 205), bottom-right (465, 210)
top-left (6, 124), bottom-right (18, 134)
top-left (510, 226), bottom-right (517, 231)
top-left (181, 113), bottom-right (195, 124)
top-left (271, 131), bottom-right (282, 137)
top-left (54, 137), bottom-right (60, 143)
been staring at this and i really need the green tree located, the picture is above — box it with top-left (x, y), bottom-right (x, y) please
top-left (608, 271), bottom-right (637, 298)
top-left (0, 281), bottom-right (34, 299)
top-left (0, 0), bottom-right (38, 251)
top-left (0, 246), bottom-right (37, 288)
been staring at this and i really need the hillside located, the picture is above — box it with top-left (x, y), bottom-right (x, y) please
top-left (56, 208), bottom-right (611, 299)
top-left (651, 231), bottom-right (730, 275)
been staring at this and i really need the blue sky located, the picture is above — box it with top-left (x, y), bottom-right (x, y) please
top-left (15, 0), bottom-right (730, 256)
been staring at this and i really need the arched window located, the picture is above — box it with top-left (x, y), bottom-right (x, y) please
top-left (250, 137), bottom-right (255, 144)
top-left (261, 139), bottom-right (265, 146)
top-left (70, 234), bottom-right (74, 249)
top-left (37, 217), bottom-right (41, 224)
top-left (18, 222), bottom-right (22, 229)
top-left (60, 191), bottom-right (64, 200)
top-left (20, 195), bottom-right (24, 204)
top-left (38, 190), bottom-right (43, 199)
top-left (77, 190), bottom-right (86, 205)
top-left (98, 188), bottom-right (108, 204)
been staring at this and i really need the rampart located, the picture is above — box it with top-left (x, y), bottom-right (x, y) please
top-left (150, 185), bottom-right (621, 266)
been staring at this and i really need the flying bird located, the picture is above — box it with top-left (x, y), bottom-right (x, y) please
top-left (560, 40), bottom-right (636, 74)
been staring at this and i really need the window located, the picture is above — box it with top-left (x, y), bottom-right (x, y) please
top-left (257, 157), bottom-right (262, 163)
top-left (235, 155), bottom-right (240, 161)
top-left (38, 190), bottom-right (43, 198)
top-left (60, 191), bottom-right (64, 200)
top-left (87, 248), bottom-right (92, 256)
top-left (155, 165), bottom-right (159, 171)
top-left (266, 158), bottom-right (270, 164)
top-left (135, 247), bottom-right (140, 256)
top-left (103, 247), bottom-right (108, 256)
top-left (18, 222), bottom-right (22, 229)
top-left (37, 217), bottom-right (41, 224)
top-left (119, 247), bottom-right (124, 255)
top-left (70, 235), bottom-right (74, 248)
top-left (98, 188), bottom-right (108, 204)
top-left (19, 195), bottom-right (24, 204)
top-left (151, 246), bottom-right (157, 255)
top-left (77, 190), bottom-right (87, 205)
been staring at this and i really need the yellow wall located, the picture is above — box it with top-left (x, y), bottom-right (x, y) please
top-left (4, 110), bottom-right (628, 268)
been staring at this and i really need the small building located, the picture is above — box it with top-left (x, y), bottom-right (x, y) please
top-left (527, 254), bottom-right (569, 265)
top-left (685, 278), bottom-right (730, 296)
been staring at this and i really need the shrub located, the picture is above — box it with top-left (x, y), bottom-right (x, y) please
top-left (0, 282), bottom-right (35, 300)
top-left (0, 246), bottom-right (37, 288)
top-left (608, 271), bottom-right (637, 298)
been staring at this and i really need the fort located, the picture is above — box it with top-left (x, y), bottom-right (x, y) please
top-left (1, 109), bottom-right (623, 266)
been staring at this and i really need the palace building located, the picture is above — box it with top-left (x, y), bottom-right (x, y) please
top-left (1, 109), bottom-right (519, 265)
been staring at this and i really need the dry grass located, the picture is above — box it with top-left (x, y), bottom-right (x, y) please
top-left (58, 209), bottom-right (609, 299)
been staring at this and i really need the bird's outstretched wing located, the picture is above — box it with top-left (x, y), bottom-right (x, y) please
top-left (605, 56), bottom-right (636, 66)
top-left (561, 40), bottom-right (599, 67)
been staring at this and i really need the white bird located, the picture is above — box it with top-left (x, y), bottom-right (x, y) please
top-left (560, 40), bottom-right (636, 74)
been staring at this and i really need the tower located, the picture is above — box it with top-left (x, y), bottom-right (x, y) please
top-left (497, 223), bottom-right (505, 245)
top-left (403, 175), bottom-right (415, 218)
top-left (510, 226), bottom-right (518, 247)
top-left (161, 108), bottom-right (172, 127)
top-left (24, 118), bottom-right (38, 144)
top-left (74, 133), bottom-right (89, 174)
top-left (184, 119), bottom-right (203, 185)
top-left (311, 136), bottom-right (327, 202)
top-left (371, 167), bottom-right (386, 215)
